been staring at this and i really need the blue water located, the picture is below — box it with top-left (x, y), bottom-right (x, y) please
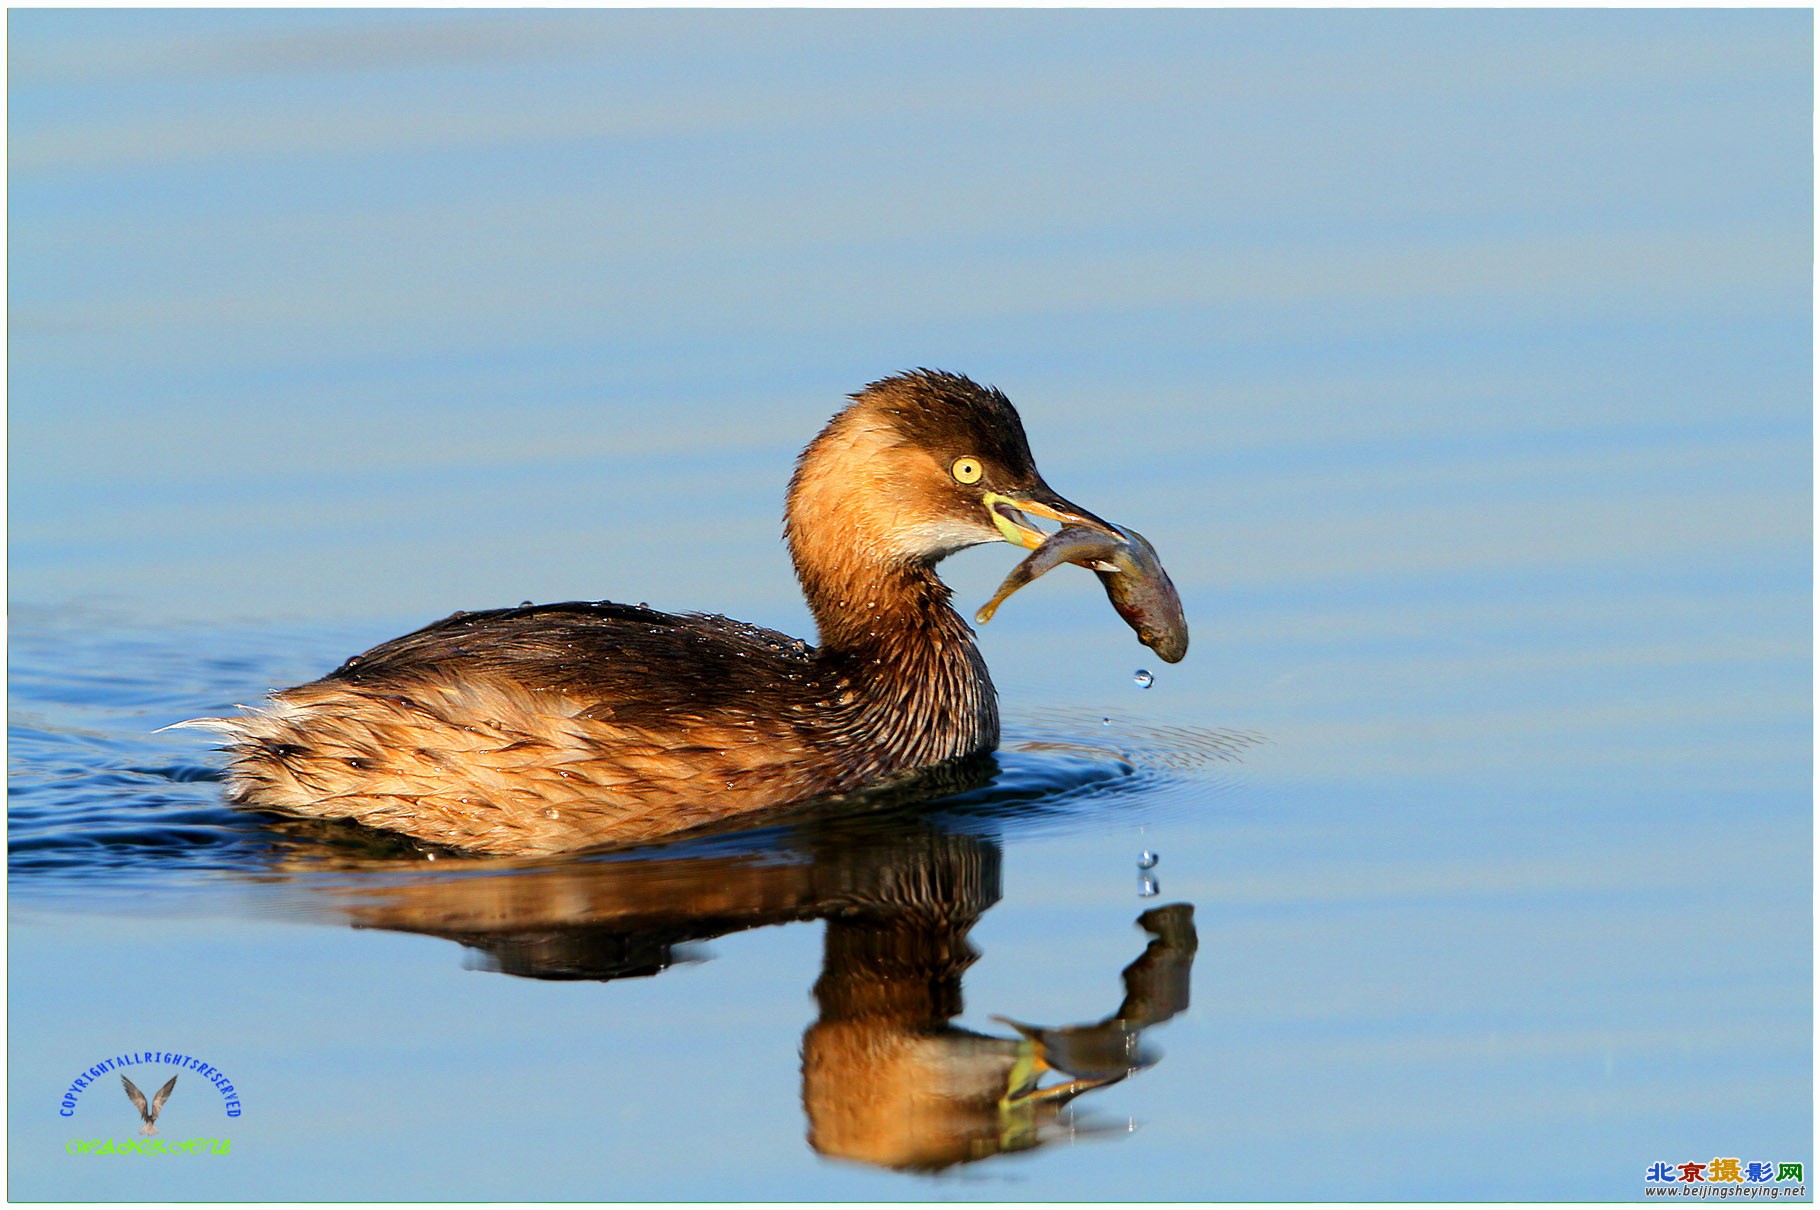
top-left (9, 9), bottom-right (1811, 1201)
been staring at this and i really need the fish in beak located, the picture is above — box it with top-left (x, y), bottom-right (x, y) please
top-left (976, 489), bottom-right (1189, 664)
top-left (982, 486), bottom-right (1123, 552)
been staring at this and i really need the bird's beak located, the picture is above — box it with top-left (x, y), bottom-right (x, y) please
top-left (982, 485), bottom-right (1123, 550)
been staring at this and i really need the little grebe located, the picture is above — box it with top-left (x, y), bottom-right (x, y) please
top-left (185, 371), bottom-right (1175, 855)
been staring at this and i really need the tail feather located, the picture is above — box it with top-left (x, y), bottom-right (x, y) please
top-left (157, 701), bottom-right (319, 806)
top-left (155, 714), bottom-right (252, 737)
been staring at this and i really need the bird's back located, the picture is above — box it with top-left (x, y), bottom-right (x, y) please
top-left (215, 602), bottom-right (842, 853)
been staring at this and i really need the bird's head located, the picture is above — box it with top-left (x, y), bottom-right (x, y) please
top-left (786, 370), bottom-right (1122, 580)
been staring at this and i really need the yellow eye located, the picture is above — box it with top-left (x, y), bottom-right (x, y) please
top-left (952, 457), bottom-right (983, 485)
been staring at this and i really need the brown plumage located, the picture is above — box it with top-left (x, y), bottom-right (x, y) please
top-left (181, 370), bottom-right (1152, 856)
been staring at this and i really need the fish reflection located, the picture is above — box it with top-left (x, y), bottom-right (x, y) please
top-left (302, 819), bottom-right (1196, 1172)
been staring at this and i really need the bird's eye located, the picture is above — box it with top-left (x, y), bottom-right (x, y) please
top-left (952, 457), bottom-right (983, 485)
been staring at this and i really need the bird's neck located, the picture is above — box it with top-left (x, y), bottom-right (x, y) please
top-left (784, 419), bottom-right (999, 774)
top-left (798, 555), bottom-right (1000, 777)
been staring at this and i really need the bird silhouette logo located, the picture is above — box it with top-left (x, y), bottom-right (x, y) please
top-left (120, 1073), bottom-right (178, 1136)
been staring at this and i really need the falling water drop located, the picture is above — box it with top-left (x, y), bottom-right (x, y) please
top-left (1133, 669), bottom-right (1154, 689)
top-left (1138, 875), bottom-right (1159, 898)
top-left (1138, 850), bottom-right (1158, 870)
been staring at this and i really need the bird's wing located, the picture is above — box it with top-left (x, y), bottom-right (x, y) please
top-left (120, 1075), bottom-right (149, 1119)
top-left (150, 1074), bottom-right (178, 1118)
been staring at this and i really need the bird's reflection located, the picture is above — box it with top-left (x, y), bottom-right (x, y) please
top-left (297, 816), bottom-right (1195, 1172)
top-left (805, 890), bottom-right (1194, 1171)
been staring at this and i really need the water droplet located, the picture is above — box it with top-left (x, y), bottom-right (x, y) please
top-left (1133, 669), bottom-right (1154, 689)
top-left (1102, 717), bottom-right (1111, 726)
top-left (519, 600), bottom-right (534, 608)
top-left (1139, 875), bottom-right (1159, 898)
top-left (424, 851), bottom-right (438, 862)
top-left (544, 808), bottom-right (559, 820)
top-left (1137, 850), bottom-right (1158, 870)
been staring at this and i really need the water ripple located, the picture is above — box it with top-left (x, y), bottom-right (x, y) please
top-left (10, 618), bottom-right (1255, 897)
